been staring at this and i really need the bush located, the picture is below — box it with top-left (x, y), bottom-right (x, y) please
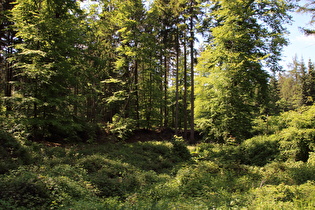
top-left (260, 160), bottom-right (315, 186)
top-left (278, 128), bottom-right (315, 162)
top-left (0, 168), bottom-right (53, 209)
top-left (252, 114), bottom-right (284, 135)
top-left (285, 106), bottom-right (315, 129)
top-left (79, 155), bottom-right (146, 197)
top-left (240, 135), bottom-right (280, 166)
top-left (0, 131), bottom-right (32, 174)
top-left (196, 143), bottom-right (242, 165)
top-left (171, 136), bottom-right (191, 161)
top-left (0, 164), bottom-right (99, 209)
top-left (108, 115), bottom-right (136, 140)
top-left (173, 162), bottom-right (255, 208)
top-left (287, 161), bottom-right (315, 185)
top-left (248, 182), bottom-right (315, 209)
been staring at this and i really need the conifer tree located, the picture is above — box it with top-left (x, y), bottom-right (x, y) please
top-left (0, 0), bottom-right (17, 114)
top-left (195, 0), bottom-right (293, 142)
top-left (278, 57), bottom-right (315, 109)
top-left (306, 59), bottom-right (315, 104)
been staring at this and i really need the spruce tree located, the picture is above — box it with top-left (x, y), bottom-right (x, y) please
top-left (195, 0), bottom-right (293, 142)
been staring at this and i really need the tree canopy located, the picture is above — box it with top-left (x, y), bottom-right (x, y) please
top-left (0, 0), bottom-right (299, 142)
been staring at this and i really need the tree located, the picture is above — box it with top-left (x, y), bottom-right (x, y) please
top-left (195, 0), bottom-right (294, 142)
top-left (0, 0), bottom-right (17, 114)
top-left (306, 59), bottom-right (315, 104)
top-left (11, 0), bottom-right (86, 140)
top-left (278, 58), bottom-right (303, 111)
top-left (278, 57), bottom-right (315, 109)
top-left (189, 0), bottom-right (197, 142)
top-left (298, 0), bottom-right (315, 35)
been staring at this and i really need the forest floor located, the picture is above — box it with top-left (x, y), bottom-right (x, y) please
top-left (126, 128), bottom-right (175, 143)
top-left (2, 105), bottom-right (315, 210)
top-left (123, 128), bottom-right (201, 145)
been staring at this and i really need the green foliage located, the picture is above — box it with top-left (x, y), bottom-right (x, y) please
top-left (278, 127), bottom-right (315, 162)
top-left (170, 135), bottom-right (191, 161)
top-left (195, 136), bottom-right (280, 167)
top-left (79, 155), bottom-right (143, 197)
top-left (241, 135), bottom-right (280, 166)
top-left (0, 168), bottom-right (52, 209)
top-left (3, 104), bottom-right (315, 209)
top-left (252, 114), bottom-right (284, 135)
top-left (248, 182), bottom-right (315, 209)
top-left (0, 130), bottom-right (32, 174)
top-left (251, 105), bottom-right (315, 163)
top-left (3, 0), bottom-right (315, 208)
top-left (9, 0), bottom-right (89, 141)
top-left (108, 115), bottom-right (136, 140)
top-left (0, 163), bottom-right (96, 209)
top-left (1, 134), bottom-right (315, 209)
top-left (277, 57), bottom-right (315, 110)
top-left (195, 0), bottom-right (294, 142)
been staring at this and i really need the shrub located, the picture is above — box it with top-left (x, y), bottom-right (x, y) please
top-left (78, 154), bottom-right (111, 173)
top-left (252, 114), bottom-right (284, 135)
top-left (240, 135), bottom-right (280, 166)
top-left (260, 160), bottom-right (315, 186)
top-left (47, 164), bottom-right (87, 182)
top-left (107, 141), bottom-right (178, 173)
top-left (0, 131), bottom-right (32, 174)
top-left (0, 163), bottom-right (102, 210)
top-left (79, 155), bottom-right (145, 197)
top-left (285, 106), bottom-right (315, 129)
top-left (248, 182), bottom-right (315, 209)
top-left (260, 161), bottom-right (293, 185)
top-left (196, 143), bottom-right (242, 165)
top-left (144, 177), bottom-right (181, 200)
top-left (287, 161), bottom-right (315, 185)
top-left (0, 168), bottom-right (53, 209)
top-left (278, 128), bottom-right (315, 162)
top-left (171, 136), bottom-right (191, 161)
top-left (67, 198), bottom-right (122, 210)
top-left (108, 115), bottom-right (136, 140)
top-left (173, 162), bottom-right (255, 208)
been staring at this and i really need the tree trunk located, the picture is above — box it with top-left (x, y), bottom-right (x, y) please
top-left (164, 54), bottom-right (168, 128)
top-left (183, 34), bottom-right (188, 140)
top-left (190, 2), bottom-right (195, 142)
top-left (175, 27), bottom-right (180, 135)
top-left (134, 59), bottom-right (140, 128)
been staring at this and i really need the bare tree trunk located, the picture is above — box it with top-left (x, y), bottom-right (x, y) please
top-left (164, 54), bottom-right (168, 128)
top-left (4, 32), bottom-right (14, 114)
top-left (159, 54), bottom-right (164, 127)
top-left (183, 34), bottom-right (188, 140)
top-left (175, 28), bottom-right (180, 135)
top-left (190, 2), bottom-right (195, 142)
top-left (134, 59), bottom-right (140, 128)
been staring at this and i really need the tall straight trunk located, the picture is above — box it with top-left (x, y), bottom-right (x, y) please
top-left (2, 2), bottom-right (15, 114)
top-left (148, 62), bottom-right (153, 128)
top-left (164, 54), bottom-right (168, 128)
top-left (190, 2), bottom-right (195, 142)
top-left (175, 28), bottom-right (180, 135)
top-left (159, 54), bottom-right (164, 127)
top-left (183, 35), bottom-right (188, 140)
top-left (134, 59), bottom-right (140, 128)
top-left (73, 83), bottom-right (78, 117)
top-left (4, 50), bottom-right (12, 98)
top-left (4, 33), bottom-right (14, 114)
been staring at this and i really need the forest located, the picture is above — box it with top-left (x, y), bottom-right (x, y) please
top-left (2, 0), bottom-right (315, 209)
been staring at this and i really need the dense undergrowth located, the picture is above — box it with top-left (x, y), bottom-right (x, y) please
top-left (2, 106), bottom-right (315, 209)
